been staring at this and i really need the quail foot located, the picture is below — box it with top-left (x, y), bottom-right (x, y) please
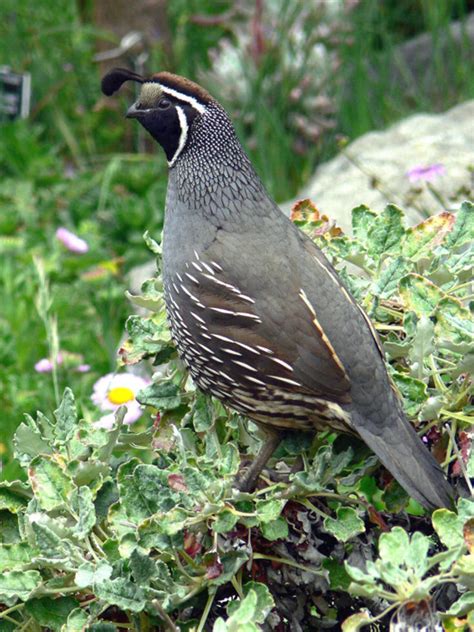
top-left (102, 68), bottom-right (453, 509)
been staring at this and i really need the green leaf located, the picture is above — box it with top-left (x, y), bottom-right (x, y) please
top-left (218, 443), bottom-right (240, 476)
top-left (25, 597), bottom-right (79, 631)
top-left (28, 456), bottom-right (75, 511)
top-left (445, 201), bottom-right (474, 249)
top-left (341, 612), bottom-right (373, 631)
top-left (0, 542), bottom-right (37, 571)
top-left (75, 561), bottom-right (113, 588)
top-left (373, 256), bottom-right (411, 298)
top-left (229, 589), bottom-right (257, 624)
top-left (213, 509), bottom-right (239, 534)
top-left (366, 205), bottom-right (405, 257)
top-left (0, 511), bottom-right (21, 545)
top-left (94, 577), bottom-right (146, 613)
top-left (0, 485), bottom-right (29, 513)
top-left (408, 315), bottom-right (434, 376)
top-left (435, 297), bottom-right (473, 345)
top-left (324, 507), bottom-right (365, 542)
top-left (70, 486), bottom-right (96, 538)
top-left (0, 569), bottom-right (42, 606)
top-left (323, 557), bottom-right (352, 590)
top-left (445, 591), bottom-right (474, 616)
top-left (399, 274), bottom-right (445, 316)
top-left (53, 388), bottom-right (77, 443)
top-left (130, 549), bottom-right (157, 584)
top-left (402, 212), bottom-right (456, 259)
top-left (136, 381), bottom-right (182, 411)
top-left (432, 499), bottom-right (474, 548)
top-left (378, 526), bottom-right (409, 564)
top-left (390, 371), bottom-right (428, 416)
top-left (256, 499), bottom-right (285, 523)
top-left (13, 421), bottom-right (52, 467)
top-left (62, 607), bottom-right (89, 632)
top-left (260, 517), bottom-right (288, 541)
top-left (29, 519), bottom-right (70, 562)
top-left (192, 391), bottom-right (213, 432)
top-left (352, 205), bottom-right (377, 245)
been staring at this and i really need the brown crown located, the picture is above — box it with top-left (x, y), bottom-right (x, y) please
top-left (150, 72), bottom-right (214, 105)
top-left (101, 67), bottom-right (215, 106)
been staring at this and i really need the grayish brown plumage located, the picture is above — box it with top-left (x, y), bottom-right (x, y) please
top-left (102, 68), bottom-right (453, 509)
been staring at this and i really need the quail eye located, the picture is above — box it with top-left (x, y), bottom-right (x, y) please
top-left (158, 98), bottom-right (171, 110)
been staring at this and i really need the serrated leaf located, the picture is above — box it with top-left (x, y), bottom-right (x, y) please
top-left (71, 486), bottom-right (96, 538)
top-left (75, 561), bottom-right (113, 588)
top-left (192, 391), bottom-right (213, 432)
top-left (408, 315), bottom-right (435, 376)
top-left (218, 443), bottom-right (240, 476)
top-left (25, 597), bottom-right (79, 631)
top-left (445, 201), bottom-right (474, 249)
top-left (0, 569), bottom-right (42, 606)
top-left (352, 205), bottom-right (377, 245)
top-left (29, 519), bottom-right (70, 561)
top-left (399, 274), bottom-right (445, 316)
top-left (53, 388), bottom-right (77, 443)
top-left (13, 422), bottom-right (52, 467)
top-left (324, 507), bottom-right (365, 542)
top-left (367, 205), bottom-right (406, 257)
top-left (260, 517), bottom-right (288, 541)
top-left (373, 256), bottom-right (411, 298)
top-left (130, 548), bottom-right (157, 584)
top-left (136, 380), bottom-right (181, 411)
top-left (94, 577), bottom-right (146, 613)
top-left (0, 542), bottom-right (37, 571)
top-left (435, 297), bottom-right (473, 345)
top-left (402, 212), bottom-right (456, 259)
top-left (28, 456), bottom-right (75, 511)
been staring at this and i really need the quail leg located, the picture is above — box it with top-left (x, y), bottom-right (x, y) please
top-left (236, 431), bottom-right (282, 492)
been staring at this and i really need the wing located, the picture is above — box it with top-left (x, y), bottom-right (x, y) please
top-left (165, 248), bottom-right (351, 406)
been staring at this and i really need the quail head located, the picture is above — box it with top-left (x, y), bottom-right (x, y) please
top-left (101, 68), bottom-right (453, 509)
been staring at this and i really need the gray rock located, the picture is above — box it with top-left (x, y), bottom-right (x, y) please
top-left (290, 99), bottom-right (474, 233)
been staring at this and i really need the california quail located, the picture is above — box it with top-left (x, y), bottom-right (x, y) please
top-left (102, 68), bottom-right (453, 509)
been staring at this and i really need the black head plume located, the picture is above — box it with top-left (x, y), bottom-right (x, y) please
top-left (101, 67), bottom-right (144, 96)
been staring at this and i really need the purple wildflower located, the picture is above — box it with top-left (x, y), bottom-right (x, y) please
top-left (56, 227), bottom-right (89, 254)
top-left (34, 353), bottom-right (63, 373)
top-left (406, 163), bottom-right (446, 184)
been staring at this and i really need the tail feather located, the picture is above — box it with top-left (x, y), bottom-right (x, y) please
top-left (353, 410), bottom-right (454, 510)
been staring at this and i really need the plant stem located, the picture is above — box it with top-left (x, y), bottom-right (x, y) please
top-left (197, 590), bottom-right (216, 632)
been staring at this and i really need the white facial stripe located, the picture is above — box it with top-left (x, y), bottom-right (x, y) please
top-left (168, 105), bottom-right (188, 168)
top-left (158, 84), bottom-right (207, 114)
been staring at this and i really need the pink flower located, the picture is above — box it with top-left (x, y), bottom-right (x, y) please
top-left (76, 364), bottom-right (91, 373)
top-left (34, 358), bottom-right (54, 373)
top-left (56, 227), bottom-right (89, 254)
top-left (34, 353), bottom-right (63, 373)
top-left (406, 163), bottom-right (446, 183)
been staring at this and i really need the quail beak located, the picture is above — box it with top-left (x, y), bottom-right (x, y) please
top-left (125, 102), bottom-right (144, 119)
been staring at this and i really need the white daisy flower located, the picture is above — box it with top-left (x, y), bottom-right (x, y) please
top-left (91, 372), bottom-right (150, 429)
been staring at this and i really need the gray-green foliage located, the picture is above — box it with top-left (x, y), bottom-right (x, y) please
top-left (0, 203), bottom-right (472, 629)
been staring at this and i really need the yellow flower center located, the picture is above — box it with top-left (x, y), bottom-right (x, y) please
top-left (107, 386), bottom-right (135, 405)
